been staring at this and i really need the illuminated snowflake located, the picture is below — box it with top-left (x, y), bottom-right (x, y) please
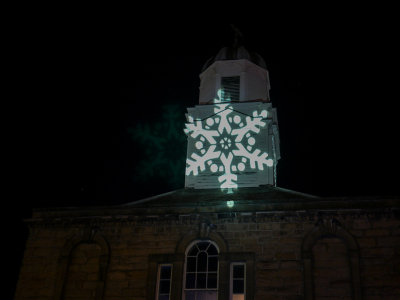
top-left (184, 90), bottom-right (274, 190)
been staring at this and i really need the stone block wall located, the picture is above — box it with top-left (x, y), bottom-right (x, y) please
top-left (15, 209), bottom-right (400, 300)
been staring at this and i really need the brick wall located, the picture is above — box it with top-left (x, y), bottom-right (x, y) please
top-left (15, 209), bottom-right (400, 300)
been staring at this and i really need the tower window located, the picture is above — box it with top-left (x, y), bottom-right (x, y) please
top-left (184, 241), bottom-right (219, 300)
top-left (221, 76), bottom-right (240, 102)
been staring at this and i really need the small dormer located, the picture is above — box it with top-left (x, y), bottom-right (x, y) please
top-left (199, 46), bottom-right (271, 104)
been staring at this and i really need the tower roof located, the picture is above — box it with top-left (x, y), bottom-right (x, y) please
top-left (201, 45), bottom-right (267, 72)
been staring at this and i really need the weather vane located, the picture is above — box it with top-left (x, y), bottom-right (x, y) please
top-left (230, 24), bottom-right (244, 47)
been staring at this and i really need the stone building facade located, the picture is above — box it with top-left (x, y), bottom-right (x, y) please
top-left (15, 43), bottom-right (400, 299)
top-left (15, 187), bottom-right (400, 299)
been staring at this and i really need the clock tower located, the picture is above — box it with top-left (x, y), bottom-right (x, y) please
top-left (184, 44), bottom-right (281, 190)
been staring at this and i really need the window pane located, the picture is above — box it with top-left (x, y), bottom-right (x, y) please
top-left (187, 257), bottom-right (196, 272)
top-left (233, 294), bottom-right (244, 300)
top-left (185, 290), bottom-right (217, 300)
top-left (207, 291), bottom-right (218, 300)
top-left (207, 272), bottom-right (217, 288)
top-left (160, 266), bottom-right (171, 279)
top-left (197, 252), bottom-right (207, 272)
top-left (207, 244), bottom-right (218, 255)
top-left (196, 291), bottom-right (218, 300)
top-left (196, 273), bottom-right (206, 289)
top-left (233, 265), bottom-right (244, 278)
top-left (208, 257), bottom-right (218, 272)
top-left (186, 273), bottom-right (195, 289)
top-left (197, 242), bottom-right (209, 251)
top-left (185, 290), bottom-right (196, 300)
top-left (159, 280), bottom-right (170, 294)
top-left (188, 245), bottom-right (199, 256)
top-left (185, 241), bottom-right (219, 297)
top-left (233, 279), bottom-right (244, 294)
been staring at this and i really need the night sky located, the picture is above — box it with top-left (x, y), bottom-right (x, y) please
top-left (8, 20), bottom-right (399, 297)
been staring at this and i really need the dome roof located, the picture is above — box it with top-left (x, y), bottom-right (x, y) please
top-left (202, 45), bottom-right (267, 72)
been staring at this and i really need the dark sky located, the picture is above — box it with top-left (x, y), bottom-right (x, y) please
top-left (8, 20), bottom-right (400, 296)
top-left (47, 22), bottom-right (398, 203)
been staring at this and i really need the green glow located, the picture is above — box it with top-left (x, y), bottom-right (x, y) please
top-left (129, 105), bottom-right (186, 189)
top-left (185, 90), bottom-right (274, 190)
top-left (227, 200), bottom-right (234, 208)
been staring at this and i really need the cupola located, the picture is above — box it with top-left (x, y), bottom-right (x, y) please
top-left (184, 35), bottom-right (280, 190)
top-left (199, 45), bottom-right (271, 104)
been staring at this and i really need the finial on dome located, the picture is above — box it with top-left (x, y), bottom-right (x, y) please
top-left (200, 26), bottom-right (267, 72)
top-left (230, 24), bottom-right (244, 48)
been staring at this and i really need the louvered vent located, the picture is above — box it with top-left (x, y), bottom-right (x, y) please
top-left (221, 76), bottom-right (240, 102)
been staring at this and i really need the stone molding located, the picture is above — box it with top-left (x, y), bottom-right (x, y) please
top-left (27, 207), bottom-right (398, 228)
top-left (53, 228), bottom-right (110, 300)
top-left (302, 218), bottom-right (361, 300)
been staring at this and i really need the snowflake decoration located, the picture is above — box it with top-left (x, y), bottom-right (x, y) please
top-left (184, 90), bottom-right (274, 190)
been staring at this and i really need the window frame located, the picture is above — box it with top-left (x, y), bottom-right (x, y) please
top-left (182, 240), bottom-right (220, 300)
top-left (230, 262), bottom-right (246, 300)
top-left (156, 263), bottom-right (173, 300)
top-left (147, 253), bottom-right (184, 300)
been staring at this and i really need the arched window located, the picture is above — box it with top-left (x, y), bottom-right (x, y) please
top-left (183, 240), bottom-right (219, 300)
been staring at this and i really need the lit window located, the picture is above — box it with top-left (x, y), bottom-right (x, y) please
top-left (221, 76), bottom-right (240, 102)
top-left (157, 264), bottom-right (172, 300)
top-left (184, 241), bottom-right (219, 300)
top-left (230, 263), bottom-right (245, 300)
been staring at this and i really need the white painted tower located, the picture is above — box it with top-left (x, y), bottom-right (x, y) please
top-left (184, 44), bottom-right (280, 190)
